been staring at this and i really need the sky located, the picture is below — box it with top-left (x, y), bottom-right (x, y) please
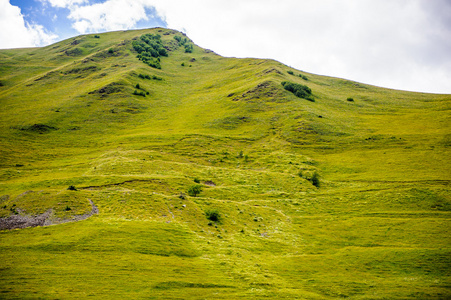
top-left (1, 0), bottom-right (450, 94)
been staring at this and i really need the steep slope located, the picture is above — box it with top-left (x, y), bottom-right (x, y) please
top-left (0, 28), bottom-right (450, 299)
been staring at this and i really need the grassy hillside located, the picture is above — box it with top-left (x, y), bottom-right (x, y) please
top-left (0, 27), bottom-right (450, 299)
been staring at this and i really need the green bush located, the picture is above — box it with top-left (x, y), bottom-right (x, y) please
top-left (67, 185), bottom-right (77, 191)
top-left (184, 44), bottom-right (193, 53)
top-left (174, 36), bottom-right (187, 45)
top-left (187, 185), bottom-right (202, 197)
top-left (138, 74), bottom-right (162, 81)
top-left (281, 81), bottom-right (314, 101)
top-left (347, 97), bottom-right (354, 102)
top-left (311, 172), bottom-right (320, 188)
top-left (299, 74), bottom-right (308, 80)
top-left (133, 90), bottom-right (146, 97)
top-left (205, 209), bottom-right (221, 222)
top-left (287, 71), bottom-right (294, 75)
top-left (298, 170), bottom-right (320, 188)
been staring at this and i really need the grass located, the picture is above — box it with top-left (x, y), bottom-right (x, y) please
top-left (0, 27), bottom-right (450, 299)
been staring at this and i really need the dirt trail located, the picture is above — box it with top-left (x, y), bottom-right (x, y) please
top-left (0, 199), bottom-right (98, 230)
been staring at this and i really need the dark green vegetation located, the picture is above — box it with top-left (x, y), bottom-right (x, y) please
top-left (132, 33), bottom-right (168, 69)
top-left (282, 81), bottom-right (314, 101)
top-left (0, 28), bottom-right (450, 299)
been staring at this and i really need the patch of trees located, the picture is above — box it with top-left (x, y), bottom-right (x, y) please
top-left (132, 34), bottom-right (168, 69)
top-left (174, 36), bottom-right (194, 53)
top-left (281, 81), bottom-right (314, 102)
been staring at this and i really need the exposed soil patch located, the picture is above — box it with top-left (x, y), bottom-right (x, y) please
top-left (0, 199), bottom-right (98, 230)
top-left (0, 210), bottom-right (52, 230)
top-left (261, 67), bottom-right (282, 75)
top-left (89, 82), bottom-right (124, 96)
top-left (71, 39), bottom-right (81, 46)
top-left (233, 81), bottom-right (283, 102)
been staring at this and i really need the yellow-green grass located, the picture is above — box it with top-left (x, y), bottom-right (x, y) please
top-left (0, 27), bottom-right (450, 299)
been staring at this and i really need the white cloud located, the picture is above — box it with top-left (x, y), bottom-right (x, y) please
top-left (0, 0), bottom-right (58, 48)
top-left (67, 0), bottom-right (149, 33)
top-left (41, 0), bottom-right (88, 9)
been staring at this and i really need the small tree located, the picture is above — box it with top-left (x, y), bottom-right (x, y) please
top-left (187, 185), bottom-right (202, 197)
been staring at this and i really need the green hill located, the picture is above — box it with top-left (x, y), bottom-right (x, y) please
top-left (0, 27), bottom-right (450, 299)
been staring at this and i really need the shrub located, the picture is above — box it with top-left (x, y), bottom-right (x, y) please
top-left (298, 170), bottom-right (320, 187)
top-left (187, 185), bottom-right (202, 197)
top-left (347, 97), bottom-right (354, 102)
top-left (135, 83), bottom-right (140, 89)
top-left (133, 90), bottom-right (146, 97)
top-left (287, 71), bottom-right (294, 75)
top-left (67, 185), bottom-right (77, 191)
top-left (184, 44), bottom-right (193, 53)
top-left (108, 48), bottom-right (114, 54)
top-left (299, 74), bottom-right (308, 80)
top-left (174, 36), bottom-right (188, 45)
top-left (94, 35), bottom-right (100, 38)
top-left (281, 81), bottom-right (314, 101)
top-left (311, 172), bottom-right (320, 188)
top-left (65, 206), bottom-right (71, 211)
top-left (194, 178), bottom-right (200, 183)
top-left (205, 209), bottom-right (221, 222)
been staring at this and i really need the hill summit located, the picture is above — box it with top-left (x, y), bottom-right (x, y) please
top-left (0, 28), bottom-right (450, 299)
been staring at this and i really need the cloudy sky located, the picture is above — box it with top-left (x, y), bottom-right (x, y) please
top-left (1, 0), bottom-right (450, 94)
